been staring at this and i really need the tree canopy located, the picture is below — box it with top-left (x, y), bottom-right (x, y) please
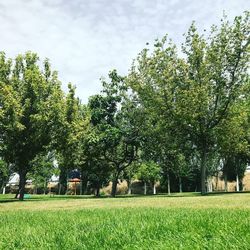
top-left (0, 12), bottom-right (249, 198)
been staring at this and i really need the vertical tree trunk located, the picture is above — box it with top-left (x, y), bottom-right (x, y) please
top-left (153, 181), bottom-right (156, 195)
top-left (80, 177), bottom-right (88, 195)
top-left (111, 171), bottom-right (119, 197)
top-left (210, 180), bottom-right (213, 192)
top-left (59, 167), bottom-right (67, 195)
top-left (224, 174), bottom-right (228, 192)
top-left (127, 179), bottom-right (132, 195)
top-left (207, 177), bottom-right (213, 193)
top-left (215, 171), bottom-right (219, 191)
top-left (167, 173), bottom-right (171, 195)
top-left (80, 180), bottom-right (83, 195)
top-left (236, 174), bottom-right (239, 192)
top-left (201, 148), bottom-right (207, 195)
top-left (44, 180), bottom-right (46, 195)
top-left (18, 170), bottom-right (27, 201)
top-left (65, 182), bottom-right (69, 195)
top-left (58, 183), bottom-right (61, 195)
top-left (96, 183), bottom-right (100, 197)
top-left (80, 168), bottom-right (88, 195)
top-left (15, 190), bottom-right (19, 199)
top-left (2, 186), bottom-right (6, 195)
top-left (179, 176), bottom-right (182, 193)
top-left (85, 181), bottom-right (90, 195)
top-left (144, 181), bottom-right (147, 195)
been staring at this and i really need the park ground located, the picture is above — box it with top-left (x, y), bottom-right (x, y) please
top-left (0, 193), bottom-right (250, 249)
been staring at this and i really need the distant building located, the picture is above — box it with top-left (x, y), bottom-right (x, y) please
top-left (246, 164), bottom-right (250, 172)
top-left (6, 173), bottom-right (32, 187)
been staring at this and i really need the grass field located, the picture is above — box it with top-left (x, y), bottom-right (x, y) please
top-left (0, 193), bottom-right (250, 249)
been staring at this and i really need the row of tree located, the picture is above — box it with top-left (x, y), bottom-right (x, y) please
top-left (0, 12), bottom-right (249, 200)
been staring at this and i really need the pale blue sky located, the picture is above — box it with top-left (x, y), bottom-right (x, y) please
top-left (0, 0), bottom-right (249, 103)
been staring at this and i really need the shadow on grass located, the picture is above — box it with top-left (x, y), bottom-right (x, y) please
top-left (204, 191), bottom-right (250, 196)
top-left (0, 199), bottom-right (21, 204)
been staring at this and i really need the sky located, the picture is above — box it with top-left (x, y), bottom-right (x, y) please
top-left (0, 0), bottom-right (249, 103)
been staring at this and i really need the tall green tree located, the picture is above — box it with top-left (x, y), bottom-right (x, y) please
top-left (56, 84), bottom-right (87, 193)
top-left (0, 52), bottom-right (64, 200)
top-left (178, 12), bottom-right (249, 194)
top-left (88, 70), bottom-right (140, 197)
top-left (217, 97), bottom-right (250, 191)
top-left (130, 12), bottom-right (250, 194)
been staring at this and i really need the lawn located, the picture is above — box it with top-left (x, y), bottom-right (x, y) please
top-left (0, 193), bottom-right (249, 249)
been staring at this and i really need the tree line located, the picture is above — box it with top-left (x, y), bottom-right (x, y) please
top-left (0, 12), bottom-right (249, 200)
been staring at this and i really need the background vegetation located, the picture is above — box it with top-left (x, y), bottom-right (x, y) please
top-left (0, 12), bottom-right (249, 199)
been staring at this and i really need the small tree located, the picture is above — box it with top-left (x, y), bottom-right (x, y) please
top-left (135, 161), bottom-right (161, 195)
top-left (27, 151), bottom-right (57, 194)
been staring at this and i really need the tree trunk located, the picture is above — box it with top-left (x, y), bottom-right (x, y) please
top-left (215, 171), bottom-right (219, 191)
top-left (153, 182), bottom-right (156, 195)
top-left (74, 182), bottom-right (77, 195)
top-left (80, 180), bottom-right (83, 195)
top-left (59, 167), bottom-right (67, 195)
top-left (43, 180), bottom-right (46, 195)
top-left (111, 172), bottom-right (119, 197)
top-left (179, 176), bottom-right (182, 193)
top-left (18, 170), bottom-right (27, 201)
top-left (65, 181), bottom-right (69, 195)
top-left (58, 183), bottom-right (61, 195)
top-left (210, 179), bottom-right (213, 192)
top-left (201, 148), bottom-right (207, 195)
top-left (167, 173), bottom-right (171, 195)
top-left (80, 169), bottom-right (88, 195)
top-left (207, 177), bottom-right (213, 193)
top-left (224, 174), bottom-right (228, 192)
top-left (96, 184), bottom-right (100, 197)
top-left (144, 181), bottom-right (147, 195)
top-left (15, 192), bottom-right (19, 199)
top-left (85, 181), bottom-right (90, 194)
top-left (2, 186), bottom-right (6, 195)
top-left (236, 174), bottom-right (239, 192)
top-left (127, 179), bottom-right (132, 195)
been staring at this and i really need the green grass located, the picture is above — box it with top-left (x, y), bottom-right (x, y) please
top-left (0, 193), bottom-right (250, 249)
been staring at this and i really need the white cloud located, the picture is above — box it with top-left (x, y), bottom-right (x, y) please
top-left (0, 0), bottom-right (249, 103)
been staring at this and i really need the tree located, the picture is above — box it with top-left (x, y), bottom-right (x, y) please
top-left (179, 13), bottom-right (249, 194)
top-left (0, 158), bottom-right (8, 193)
top-left (56, 83), bottom-right (87, 194)
top-left (217, 98), bottom-right (250, 191)
top-left (135, 161), bottom-right (161, 195)
top-left (0, 52), bottom-right (64, 200)
top-left (88, 70), bottom-right (140, 197)
top-left (129, 12), bottom-right (250, 194)
top-left (27, 151), bottom-right (57, 194)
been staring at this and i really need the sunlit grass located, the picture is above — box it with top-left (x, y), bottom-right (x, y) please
top-left (1, 193), bottom-right (250, 211)
top-left (0, 193), bottom-right (249, 249)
